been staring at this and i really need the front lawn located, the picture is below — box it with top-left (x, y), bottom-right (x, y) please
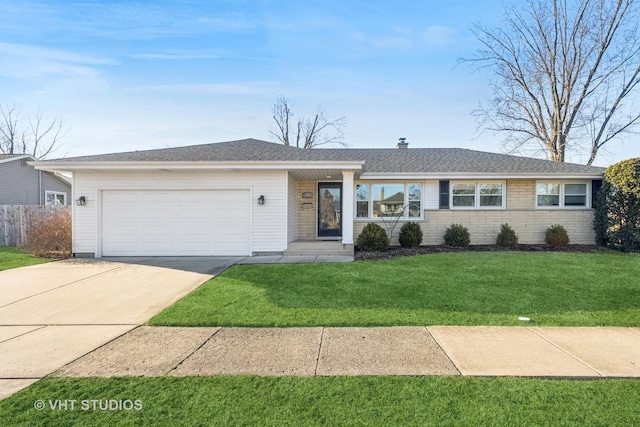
top-left (149, 251), bottom-right (640, 327)
top-left (1, 376), bottom-right (639, 426)
top-left (0, 247), bottom-right (51, 271)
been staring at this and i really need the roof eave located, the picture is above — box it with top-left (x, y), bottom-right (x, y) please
top-left (360, 172), bottom-right (604, 180)
top-left (0, 154), bottom-right (33, 165)
top-left (29, 160), bottom-right (365, 172)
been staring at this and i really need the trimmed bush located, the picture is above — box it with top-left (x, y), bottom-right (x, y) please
top-left (496, 223), bottom-right (518, 247)
top-left (399, 222), bottom-right (423, 248)
top-left (594, 158), bottom-right (640, 252)
top-left (23, 209), bottom-right (71, 258)
top-left (443, 223), bottom-right (470, 247)
top-left (545, 224), bottom-right (570, 246)
top-left (356, 223), bottom-right (390, 251)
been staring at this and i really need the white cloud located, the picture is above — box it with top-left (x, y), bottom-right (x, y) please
top-left (0, 42), bottom-right (114, 66)
top-left (130, 53), bottom-right (221, 61)
top-left (0, 42), bottom-right (113, 80)
top-left (127, 82), bottom-right (277, 96)
top-left (421, 25), bottom-right (457, 46)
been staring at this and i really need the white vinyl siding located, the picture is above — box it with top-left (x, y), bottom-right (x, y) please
top-left (72, 170), bottom-right (287, 256)
top-left (423, 180), bottom-right (439, 210)
top-left (287, 174), bottom-right (298, 243)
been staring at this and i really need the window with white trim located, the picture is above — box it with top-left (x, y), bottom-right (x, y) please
top-left (451, 182), bottom-right (505, 209)
top-left (355, 183), bottom-right (422, 218)
top-left (45, 191), bottom-right (67, 206)
top-left (536, 182), bottom-right (588, 208)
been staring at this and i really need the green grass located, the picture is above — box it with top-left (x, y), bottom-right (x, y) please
top-left (0, 247), bottom-right (51, 271)
top-left (1, 376), bottom-right (639, 426)
top-left (149, 251), bottom-right (640, 327)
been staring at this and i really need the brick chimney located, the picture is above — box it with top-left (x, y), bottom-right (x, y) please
top-left (396, 137), bottom-right (408, 149)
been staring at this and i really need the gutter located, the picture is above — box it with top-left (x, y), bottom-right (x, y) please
top-left (38, 169), bottom-right (43, 204)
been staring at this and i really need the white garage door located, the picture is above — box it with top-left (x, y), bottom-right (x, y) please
top-left (101, 190), bottom-right (251, 256)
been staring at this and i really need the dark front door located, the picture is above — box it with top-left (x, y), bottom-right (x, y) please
top-left (318, 182), bottom-right (342, 237)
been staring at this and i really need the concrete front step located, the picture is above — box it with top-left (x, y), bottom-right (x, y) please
top-left (284, 250), bottom-right (355, 257)
top-left (284, 241), bottom-right (354, 257)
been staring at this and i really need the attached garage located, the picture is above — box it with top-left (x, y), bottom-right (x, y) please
top-left (101, 190), bottom-right (251, 256)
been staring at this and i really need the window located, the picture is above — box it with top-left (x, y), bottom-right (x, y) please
top-left (45, 191), bottom-right (66, 206)
top-left (451, 182), bottom-right (505, 209)
top-left (452, 183), bottom-right (475, 207)
top-left (479, 183), bottom-right (503, 207)
top-left (536, 183), bottom-right (560, 206)
top-left (408, 184), bottom-right (421, 217)
top-left (564, 184), bottom-right (587, 206)
top-left (373, 184), bottom-right (404, 217)
top-left (536, 182), bottom-right (588, 208)
top-left (356, 184), bottom-right (369, 218)
top-left (355, 182), bottom-right (422, 218)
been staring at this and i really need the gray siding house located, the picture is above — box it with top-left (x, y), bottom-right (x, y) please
top-left (33, 139), bottom-right (605, 258)
top-left (0, 154), bottom-right (71, 205)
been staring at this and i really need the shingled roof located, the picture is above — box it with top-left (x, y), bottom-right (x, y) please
top-left (40, 138), bottom-right (604, 176)
top-left (0, 154), bottom-right (30, 160)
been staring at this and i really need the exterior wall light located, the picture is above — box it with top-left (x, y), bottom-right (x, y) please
top-left (258, 195), bottom-right (265, 205)
top-left (76, 196), bottom-right (87, 206)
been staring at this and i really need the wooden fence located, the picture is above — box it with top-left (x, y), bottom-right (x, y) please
top-left (0, 205), bottom-right (71, 247)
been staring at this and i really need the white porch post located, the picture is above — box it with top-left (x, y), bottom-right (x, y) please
top-left (341, 170), bottom-right (355, 245)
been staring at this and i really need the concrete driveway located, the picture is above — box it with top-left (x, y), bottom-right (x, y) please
top-left (0, 258), bottom-right (229, 399)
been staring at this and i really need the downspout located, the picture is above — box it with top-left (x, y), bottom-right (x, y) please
top-left (38, 169), bottom-right (43, 205)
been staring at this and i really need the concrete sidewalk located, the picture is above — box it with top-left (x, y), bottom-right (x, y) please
top-left (53, 326), bottom-right (640, 379)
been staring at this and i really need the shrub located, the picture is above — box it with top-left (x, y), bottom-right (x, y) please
top-left (496, 223), bottom-right (518, 247)
top-left (399, 222), bottom-right (423, 248)
top-left (443, 223), bottom-right (470, 247)
top-left (23, 209), bottom-right (72, 258)
top-left (545, 224), bottom-right (570, 246)
top-left (356, 223), bottom-right (390, 251)
top-left (594, 158), bottom-right (640, 252)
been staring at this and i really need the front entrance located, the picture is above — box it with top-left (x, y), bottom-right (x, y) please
top-left (317, 182), bottom-right (342, 237)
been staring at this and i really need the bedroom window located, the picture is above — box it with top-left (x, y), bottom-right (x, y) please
top-left (451, 182), bottom-right (505, 209)
top-left (355, 183), bottom-right (422, 219)
top-left (536, 182), bottom-right (588, 208)
top-left (536, 183), bottom-right (560, 207)
top-left (452, 183), bottom-right (475, 207)
top-left (564, 184), bottom-right (587, 206)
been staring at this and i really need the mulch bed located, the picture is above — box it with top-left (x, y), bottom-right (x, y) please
top-left (355, 244), bottom-right (600, 261)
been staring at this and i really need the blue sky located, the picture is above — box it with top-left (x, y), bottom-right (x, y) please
top-left (1, 0), bottom-right (638, 166)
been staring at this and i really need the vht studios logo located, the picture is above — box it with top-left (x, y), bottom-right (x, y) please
top-left (34, 399), bottom-right (143, 411)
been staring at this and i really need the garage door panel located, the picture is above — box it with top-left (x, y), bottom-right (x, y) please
top-left (102, 190), bottom-right (251, 256)
top-left (104, 192), bottom-right (138, 204)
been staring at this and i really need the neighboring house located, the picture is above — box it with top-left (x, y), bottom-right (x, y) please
top-left (31, 138), bottom-right (604, 258)
top-left (0, 154), bottom-right (71, 206)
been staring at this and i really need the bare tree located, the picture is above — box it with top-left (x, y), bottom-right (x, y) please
top-left (464, 0), bottom-right (640, 165)
top-left (269, 96), bottom-right (347, 149)
top-left (0, 104), bottom-right (67, 159)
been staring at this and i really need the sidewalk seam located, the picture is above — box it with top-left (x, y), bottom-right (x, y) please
top-left (425, 326), bottom-right (462, 376)
top-left (0, 266), bottom-right (125, 309)
top-left (314, 327), bottom-right (325, 376)
top-left (527, 328), bottom-right (604, 377)
top-left (44, 324), bottom-right (138, 378)
top-left (0, 325), bottom-right (47, 344)
top-left (165, 327), bottom-right (223, 376)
